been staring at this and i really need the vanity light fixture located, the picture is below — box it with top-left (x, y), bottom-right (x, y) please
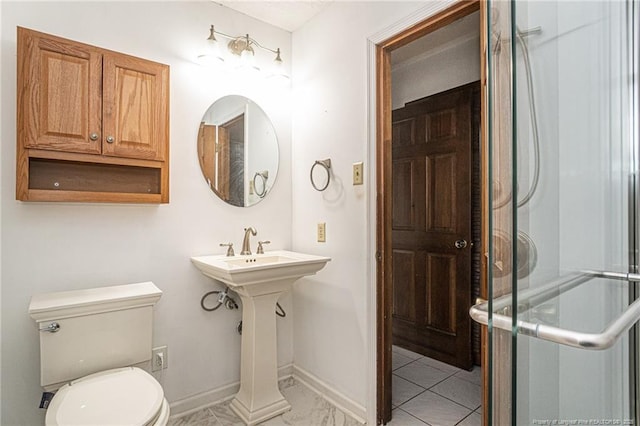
top-left (198, 25), bottom-right (289, 81)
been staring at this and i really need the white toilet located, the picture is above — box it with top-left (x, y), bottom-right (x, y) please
top-left (28, 282), bottom-right (170, 426)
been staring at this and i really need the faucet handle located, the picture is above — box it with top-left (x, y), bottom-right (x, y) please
top-left (220, 242), bottom-right (234, 257)
top-left (256, 240), bottom-right (271, 254)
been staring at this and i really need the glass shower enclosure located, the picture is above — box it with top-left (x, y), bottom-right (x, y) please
top-left (471, 0), bottom-right (639, 424)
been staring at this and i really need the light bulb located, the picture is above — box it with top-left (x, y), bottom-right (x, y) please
top-left (197, 25), bottom-right (224, 66)
top-left (267, 48), bottom-right (290, 85)
top-left (240, 49), bottom-right (254, 66)
top-left (237, 47), bottom-right (260, 75)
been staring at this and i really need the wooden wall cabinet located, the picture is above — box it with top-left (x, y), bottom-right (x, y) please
top-left (16, 27), bottom-right (170, 203)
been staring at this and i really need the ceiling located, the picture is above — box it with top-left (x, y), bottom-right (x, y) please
top-left (215, 1), bottom-right (333, 32)
top-left (213, 2), bottom-right (478, 66)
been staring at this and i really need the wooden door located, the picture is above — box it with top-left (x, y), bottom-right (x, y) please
top-left (391, 82), bottom-right (477, 370)
top-left (198, 123), bottom-right (216, 188)
top-left (215, 125), bottom-right (230, 201)
top-left (17, 27), bottom-right (102, 154)
top-left (221, 115), bottom-right (245, 207)
top-left (102, 52), bottom-right (168, 161)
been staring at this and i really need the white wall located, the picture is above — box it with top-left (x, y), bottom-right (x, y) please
top-left (290, 1), bottom-right (443, 419)
top-left (391, 34), bottom-right (480, 110)
top-left (0, 2), bottom-right (292, 424)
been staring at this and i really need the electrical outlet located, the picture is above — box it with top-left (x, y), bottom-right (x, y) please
top-left (317, 222), bottom-right (326, 242)
top-left (353, 162), bottom-right (363, 185)
top-left (152, 346), bottom-right (168, 372)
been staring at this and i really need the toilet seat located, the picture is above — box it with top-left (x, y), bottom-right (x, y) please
top-left (45, 367), bottom-right (168, 426)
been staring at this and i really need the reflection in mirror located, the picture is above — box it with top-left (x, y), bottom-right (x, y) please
top-left (253, 170), bottom-right (269, 198)
top-left (197, 96), bottom-right (279, 207)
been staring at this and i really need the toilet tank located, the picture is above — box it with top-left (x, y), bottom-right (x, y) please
top-left (28, 282), bottom-right (162, 390)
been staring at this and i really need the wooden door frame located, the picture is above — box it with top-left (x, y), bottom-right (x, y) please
top-left (375, 1), bottom-right (488, 424)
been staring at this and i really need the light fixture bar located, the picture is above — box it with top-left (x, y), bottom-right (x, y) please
top-left (200, 24), bottom-right (289, 82)
top-left (208, 25), bottom-right (281, 57)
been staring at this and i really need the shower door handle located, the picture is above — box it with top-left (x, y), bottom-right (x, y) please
top-left (469, 271), bottom-right (640, 350)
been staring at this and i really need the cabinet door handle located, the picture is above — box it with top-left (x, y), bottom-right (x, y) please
top-left (89, 133), bottom-right (99, 141)
top-left (106, 136), bottom-right (115, 144)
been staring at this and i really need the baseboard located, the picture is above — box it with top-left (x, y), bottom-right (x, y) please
top-left (292, 365), bottom-right (367, 425)
top-left (168, 363), bottom-right (294, 419)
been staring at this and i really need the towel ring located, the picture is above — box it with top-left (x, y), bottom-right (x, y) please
top-left (310, 159), bottom-right (331, 191)
top-left (253, 171), bottom-right (269, 198)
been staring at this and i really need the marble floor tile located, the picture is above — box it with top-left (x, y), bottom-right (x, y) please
top-left (392, 345), bottom-right (422, 360)
top-left (192, 418), bottom-right (224, 426)
top-left (457, 411), bottom-right (482, 426)
top-left (392, 375), bottom-right (425, 407)
top-left (401, 391), bottom-right (471, 426)
top-left (395, 361), bottom-right (453, 389)
top-left (265, 404), bottom-right (361, 426)
top-left (279, 376), bottom-right (297, 390)
top-left (208, 400), bottom-right (245, 426)
top-left (170, 350), bottom-right (481, 426)
top-left (387, 408), bottom-right (429, 425)
top-left (263, 382), bottom-right (360, 426)
top-left (172, 379), bottom-right (362, 426)
top-left (392, 352), bottom-right (415, 371)
top-left (168, 408), bottom-right (219, 426)
top-left (430, 376), bottom-right (481, 410)
top-left (454, 367), bottom-right (482, 386)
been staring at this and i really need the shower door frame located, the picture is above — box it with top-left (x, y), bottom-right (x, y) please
top-left (629, 0), bottom-right (640, 422)
top-left (374, 0), bottom-right (489, 424)
top-left (479, 0), bottom-right (640, 423)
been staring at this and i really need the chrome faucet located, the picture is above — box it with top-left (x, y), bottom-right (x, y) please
top-left (241, 227), bottom-right (257, 255)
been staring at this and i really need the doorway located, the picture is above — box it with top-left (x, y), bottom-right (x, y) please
top-left (375, 1), bottom-right (486, 424)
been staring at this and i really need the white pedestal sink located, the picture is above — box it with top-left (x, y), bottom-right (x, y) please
top-left (191, 250), bottom-right (330, 425)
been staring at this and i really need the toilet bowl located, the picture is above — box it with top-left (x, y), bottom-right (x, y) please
top-left (45, 367), bottom-right (169, 426)
top-left (29, 282), bottom-right (169, 426)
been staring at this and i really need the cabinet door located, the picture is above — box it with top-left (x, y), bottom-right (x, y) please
top-left (17, 27), bottom-right (102, 154)
top-left (102, 53), bottom-right (169, 161)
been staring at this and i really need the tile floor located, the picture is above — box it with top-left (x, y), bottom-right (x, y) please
top-left (389, 345), bottom-right (482, 426)
top-left (168, 347), bottom-right (481, 426)
top-left (167, 377), bottom-right (362, 426)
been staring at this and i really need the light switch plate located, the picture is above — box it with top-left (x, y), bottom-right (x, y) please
top-left (353, 162), bottom-right (364, 185)
top-left (317, 222), bottom-right (326, 242)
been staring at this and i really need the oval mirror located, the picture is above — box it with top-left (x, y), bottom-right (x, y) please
top-left (197, 95), bottom-right (279, 207)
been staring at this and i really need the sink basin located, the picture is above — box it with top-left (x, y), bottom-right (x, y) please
top-left (191, 250), bottom-right (331, 288)
top-left (190, 249), bottom-right (330, 425)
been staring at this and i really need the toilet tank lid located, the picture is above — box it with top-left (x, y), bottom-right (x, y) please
top-left (29, 282), bottom-right (162, 322)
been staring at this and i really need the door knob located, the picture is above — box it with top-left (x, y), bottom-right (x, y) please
top-left (89, 132), bottom-right (99, 141)
top-left (454, 239), bottom-right (468, 249)
top-left (106, 136), bottom-right (115, 144)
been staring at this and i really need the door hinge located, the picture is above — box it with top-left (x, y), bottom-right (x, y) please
top-left (375, 251), bottom-right (382, 261)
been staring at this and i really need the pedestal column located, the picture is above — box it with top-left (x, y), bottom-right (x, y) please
top-left (229, 283), bottom-right (291, 425)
